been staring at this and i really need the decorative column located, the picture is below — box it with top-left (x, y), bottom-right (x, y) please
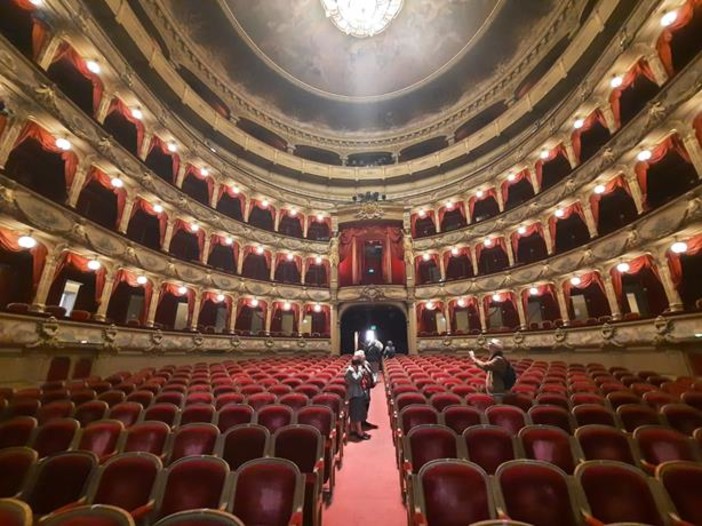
top-left (0, 116), bottom-right (26, 168)
top-left (303, 215), bottom-right (310, 238)
top-left (161, 218), bottom-right (176, 252)
top-left (433, 206), bottom-right (441, 233)
top-left (541, 220), bottom-right (555, 255)
top-left (189, 291), bottom-right (202, 331)
top-left (529, 170), bottom-right (541, 195)
top-left (94, 268), bottom-right (117, 321)
top-left (600, 271), bottom-right (622, 320)
top-left (226, 296), bottom-right (238, 333)
top-left (66, 158), bottom-right (92, 208)
top-left (554, 284), bottom-right (571, 326)
top-left (443, 302), bottom-right (451, 335)
top-left (174, 163), bottom-right (187, 188)
top-left (269, 251), bottom-right (276, 281)
top-left (35, 32), bottom-right (63, 70)
top-left (599, 101), bottom-right (619, 134)
top-left (138, 131), bottom-right (153, 161)
top-left (94, 91), bottom-right (113, 124)
top-left (645, 52), bottom-right (669, 86)
top-left (623, 170), bottom-right (646, 214)
top-left (244, 199), bottom-right (253, 222)
top-left (504, 238), bottom-right (516, 267)
top-left (515, 291), bottom-right (527, 331)
top-left (477, 297), bottom-right (488, 333)
top-left (201, 234), bottom-right (212, 265)
top-left (144, 285), bottom-right (162, 327)
top-left (30, 249), bottom-right (61, 311)
top-left (494, 189), bottom-right (505, 213)
top-left (656, 255), bottom-right (684, 312)
top-left (682, 131), bottom-right (702, 179)
top-left (463, 200), bottom-right (472, 224)
top-left (297, 306), bottom-right (306, 337)
top-left (210, 180), bottom-right (221, 209)
top-left (264, 304), bottom-right (272, 335)
top-left (438, 253), bottom-right (446, 281)
top-left (564, 140), bottom-right (578, 169)
top-left (273, 208), bottom-right (282, 232)
top-left (300, 259), bottom-right (307, 285)
top-left (330, 304), bottom-right (340, 355)
top-left (407, 302), bottom-right (418, 355)
top-left (581, 201), bottom-right (598, 239)
top-left (236, 250), bottom-right (245, 275)
top-left (118, 196), bottom-right (136, 233)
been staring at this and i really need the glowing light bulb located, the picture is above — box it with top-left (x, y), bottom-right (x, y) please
top-left (570, 276), bottom-right (582, 286)
top-left (418, 209), bottom-right (426, 218)
top-left (87, 259), bottom-right (101, 271)
top-left (616, 262), bottom-right (630, 273)
top-left (136, 275), bottom-right (148, 285)
top-left (250, 298), bottom-right (259, 307)
top-left (152, 203), bottom-right (164, 214)
top-left (190, 223), bottom-right (199, 232)
top-left (224, 237), bottom-right (233, 245)
top-left (316, 213), bottom-right (324, 222)
top-left (286, 252), bottom-right (294, 261)
top-left (661, 10), bottom-right (678, 27)
top-left (529, 286), bottom-right (539, 296)
top-left (451, 247), bottom-right (459, 256)
top-left (422, 253), bottom-right (430, 261)
top-left (200, 167), bottom-right (209, 177)
top-left (517, 226), bottom-right (527, 235)
top-left (18, 235), bottom-right (37, 249)
top-left (55, 137), bottom-right (71, 151)
top-left (29, 0), bottom-right (43, 5)
top-left (261, 199), bottom-right (269, 208)
top-left (314, 304), bottom-right (322, 313)
top-left (289, 208), bottom-right (297, 217)
top-left (594, 184), bottom-right (606, 194)
top-left (457, 298), bottom-right (466, 308)
top-left (255, 246), bottom-right (264, 255)
top-left (167, 141), bottom-right (177, 153)
top-left (110, 177), bottom-right (123, 188)
top-left (637, 150), bottom-right (652, 162)
top-left (492, 293), bottom-right (502, 302)
top-left (671, 241), bottom-right (688, 254)
top-left (315, 255), bottom-right (323, 265)
top-left (610, 75), bottom-right (623, 88)
top-left (484, 238), bottom-right (493, 247)
top-left (131, 107), bottom-right (143, 120)
top-left (573, 118), bottom-right (585, 129)
top-left (445, 201), bottom-right (454, 210)
top-left (426, 301), bottom-right (435, 310)
top-left (216, 293), bottom-right (225, 302)
top-left (540, 149), bottom-right (550, 160)
top-left (555, 208), bottom-right (565, 218)
top-left (507, 172), bottom-right (517, 182)
top-left (177, 286), bottom-right (187, 295)
top-left (476, 189), bottom-right (484, 198)
top-left (85, 60), bottom-right (101, 74)
top-left (283, 301), bottom-right (291, 311)
top-left (231, 185), bottom-right (240, 194)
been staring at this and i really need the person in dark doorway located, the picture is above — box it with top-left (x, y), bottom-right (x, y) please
top-left (383, 340), bottom-right (396, 360)
top-left (365, 339), bottom-right (383, 376)
top-left (469, 339), bottom-right (511, 401)
top-left (345, 352), bottom-right (372, 440)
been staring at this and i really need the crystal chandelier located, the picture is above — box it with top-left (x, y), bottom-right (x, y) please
top-left (320, 0), bottom-right (404, 38)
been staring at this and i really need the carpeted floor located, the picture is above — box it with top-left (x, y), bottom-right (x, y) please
top-left (323, 376), bottom-right (407, 526)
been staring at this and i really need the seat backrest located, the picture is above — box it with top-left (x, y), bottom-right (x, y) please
top-left (36, 401), bottom-right (75, 425)
top-left (216, 404), bottom-right (254, 433)
top-left (495, 460), bottom-right (578, 526)
top-left (157, 456), bottom-right (229, 519)
top-left (441, 406), bottom-right (483, 434)
top-left (168, 423), bottom-right (219, 463)
top-left (0, 416), bottom-right (37, 449)
top-left (616, 403), bottom-right (662, 432)
top-left (229, 458), bottom-right (302, 526)
top-left (154, 392), bottom-right (184, 407)
top-left (485, 406), bottom-right (528, 435)
top-left (40, 504), bottom-right (135, 526)
top-left (278, 393), bottom-right (310, 411)
top-left (77, 420), bottom-right (124, 458)
top-left (152, 509), bottom-right (244, 526)
top-left (216, 424), bottom-right (270, 470)
top-left (394, 393), bottom-right (427, 412)
top-left (0, 498), bottom-right (31, 526)
top-left (89, 452), bottom-right (162, 511)
top-left (399, 405), bottom-right (439, 435)
top-left (528, 406), bottom-right (573, 433)
top-left (575, 425), bottom-right (637, 465)
top-left (214, 393), bottom-right (245, 410)
top-left (462, 425), bottom-right (515, 475)
top-left (255, 405), bottom-right (293, 434)
top-left (465, 394), bottom-right (495, 411)
top-left (143, 403), bottom-right (181, 427)
top-left (22, 451), bottom-right (97, 516)
top-left (120, 421), bottom-right (170, 457)
top-left (246, 393), bottom-right (277, 411)
top-left (296, 405), bottom-right (335, 438)
top-left (108, 402), bottom-right (143, 428)
top-left (634, 426), bottom-right (699, 466)
top-left (74, 400), bottom-right (109, 427)
top-left (417, 459), bottom-right (491, 526)
top-left (576, 460), bottom-right (666, 526)
top-left (0, 447), bottom-right (37, 498)
top-left (31, 418), bottom-right (80, 458)
top-left (180, 404), bottom-right (216, 426)
top-left (661, 403), bottom-right (702, 435)
top-left (573, 404), bottom-right (617, 427)
top-left (272, 425), bottom-right (323, 474)
top-left (405, 425), bottom-right (458, 474)
top-left (518, 425), bottom-right (578, 474)
top-left (656, 460), bottom-right (702, 526)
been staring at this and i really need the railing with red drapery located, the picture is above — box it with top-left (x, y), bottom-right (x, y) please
top-left (274, 253), bottom-right (302, 274)
top-left (131, 198), bottom-right (168, 245)
top-left (310, 214), bottom-right (332, 232)
top-left (0, 228), bottom-right (47, 296)
top-left (548, 202), bottom-right (586, 246)
top-left (241, 245), bottom-right (271, 268)
top-left (183, 165), bottom-right (215, 202)
top-left (417, 301), bottom-right (442, 334)
top-left (201, 290), bottom-right (231, 326)
top-left (589, 175), bottom-right (632, 222)
top-left (83, 168), bottom-right (127, 228)
top-left (113, 269), bottom-right (152, 324)
top-left (304, 304), bottom-right (329, 335)
top-left (159, 283), bottom-right (195, 326)
top-left (53, 252), bottom-right (106, 303)
top-left (656, 0), bottom-right (697, 76)
top-left (609, 255), bottom-right (664, 312)
top-left (468, 188), bottom-right (497, 220)
top-left (571, 109), bottom-right (608, 163)
top-left (483, 292), bottom-right (519, 329)
top-left (534, 143), bottom-right (568, 188)
top-left (511, 222), bottom-right (544, 257)
top-left (415, 253), bottom-right (439, 283)
top-left (51, 42), bottom-right (104, 114)
top-left (521, 283), bottom-right (556, 318)
top-left (270, 301), bottom-right (299, 334)
top-left (279, 209), bottom-right (303, 229)
top-left (442, 248), bottom-right (471, 273)
top-left (106, 98), bottom-right (145, 151)
top-left (609, 59), bottom-right (657, 129)
top-left (563, 271), bottom-right (606, 319)
top-left (634, 134), bottom-right (691, 205)
top-left (411, 210), bottom-right (436, 237)
top-left (667, 234), bottom-right (702, 288)
top-left (12, 0), bottom-right (49, 59)
top-left (13, 122), bottom-right (79, 191)
top-left (217, 184), bottom-right (245, 209)
top-left (500, 169), bottom-right (531, 205)
top-left (448, 296), bottom-right (478, 332)
top-left (474, 236), bottom-right (507, 265)
top-left (250, 198), bottom-right (275, 217)
top-left (148, 136), bottom-right (180, 182)
top-left (305, 256), bottom-right (329, 284)
top-left (338, 225), bottom-right (405, 286)
top-left (173, 219), bottom-right (205, 255)
top-left (235, 297), bottom-right (267, 333)
top-left (209, 234), bottom-right (239, 264)
top-left (438, 201), bottom-right (465, 226)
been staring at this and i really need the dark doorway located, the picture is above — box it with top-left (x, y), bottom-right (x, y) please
top-left (340, 304), bottom-right (408, 356)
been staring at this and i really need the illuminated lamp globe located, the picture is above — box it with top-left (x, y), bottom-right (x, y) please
top-left (30, 0), bottom-right (43, 5)
top-left (286, 252), bottom-right (294, 261)
top-left (315, 255), bottom-right (323, 265)
top-left (616, 262), bottom-right (631, 273)
top-left (18, 235), bottom-right (37, 249)
top-left (573, 118), bottom-right (585, 129)
top-left (152, 203), bottom-right (164, 214)
top-left (637, 150), bottom-right (652, 162)
top-left (200, 167), bottom-right (209, 177)
top-left (570, 276), bottom-right (582, 286)
top-left (417, 209), bottom-right (426, 218)
top-left (517, 226), bottom-right (527, 235)
top-left (216, 293), bottom-right (225, 302)
top-left (283, 301), bottom-right (291, 311)
top-left (130, 107), bottom-right (143, 120)
top-left (529, 286), bottom-right (539, 296)
top-left (422, 253), bottom-right (431, 261)
top-left (425, 301), bottom-right (435, 310)
top-left (230, 185), bottom-right (240, 194)
top-left (539, 149), bottom-right (550, 160)
top-left (190, 223), bottom-right (199, 232)
top-left (110, 177), bottom-right (124, 188)
top-left (250, 298), bottom-right (259, 307)
top-left (313, 304), bottom-right (322, 313)
top-left (610, 75), bottom-right (624, 88)
top-left (483, 238), bottom-right (493, 247)
top-left (87, 259), bottom-right (101, 271)
top-left (555, 208), bottom-right (565, 218)
top-left (445, 201), bottom-right (454, 210)
top-left (261, 199), bottom-right (269, 208)
top-left (451, 247), bottom-right (459, 256)
top-left (289, 208), bottom-right (297, 217)
top-left (177, 286), bottom-right (187, 295)
top-left (136, 275), bottom-right (148, 285)
top-left (55, 137), bottom-right (71, 151)
top-left (476, 189), bottom-right (484, 198)
top-left (457, 298), bottom-right (466, 308)
top-left (320, 0), bottom-right (404, 39)
top-left (224, 237), bottom-right (233, 245)
top-left (166, 141), bottom-right (177, 153)
top-left (492, 293), bottom-right (502, 302)
top-left (507, 172), bottom-right (517, 182)
top-left (85, 60), bottom-right (101, 74)
top-left (671, 241), bottom-right (688, 254)
top-left (661, 10), bottom-right (678, 27)
top-left (316, 213), bottom-right (324, 222)
top-left (256, 246), bottom-right (264, 255)
top-left (594, 184), bottom-right (606, 194)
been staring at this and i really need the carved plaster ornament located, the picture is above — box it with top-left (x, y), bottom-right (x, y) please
top-left (146, 330), bottom-right (164, 354)
top-left (360, 284), bottom-right (386, 302)
top-left (27, 318), bottom-right (61, 349)
top-left (582, 248), bottom-right (594, 265)
top-left (102, 325), bottom-right (119, 353)
top-left (33, 84), bottom-right (58, 111)
top-left (297, 337), bottom-right (307, 348)
top-left (624, 227), bottom-right (640, 249)
top-left (647, 102), bottom-right (667, 125)
top-left (192, 334), bottom-right (204, 348)
top-left (442, 337), bottom-right (452, 347)
top-left (355, 201), bottom-right (384, 220)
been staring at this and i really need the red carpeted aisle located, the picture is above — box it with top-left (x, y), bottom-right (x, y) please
top-left (323, 376), bottom-right (407, 526)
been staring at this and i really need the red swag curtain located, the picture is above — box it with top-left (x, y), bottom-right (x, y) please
top-left (184, 165), bottom-right (215, 201)
top-left (417, 302), bottom-right (442, 334)
top-left (609, 255), bottom-right (661, 310)
top-left (411, 211), bottom-right (432, 236)
top-left (468, 188), bottom-right (497, 218)
top-left (107, 98), bottom-right (145, 151)
top-left (132, 199), bottom-right (168, 245)
top-left (534, 143), bottom-right (567, 188)
top-left (442, 248), bottom-right (471, 271)
top-left (217, 185), bottom-right (245, 208)
top-left (475, 236), bottom-right (506, 264)
top-left (202, 290), bottom-right (231, 319)
top-left (279, 209), bottom-right (303, 229)
top-left (242, 245), bottom-right (271, 268)
top-left (149, 136), bottom-right (180, 182)
top-left (448, 296), bottom-right (478, 328)
top-left (51, 42), bottom-right (104, 114)
top-left (275, 253), bottom-right (302, 274)
top-left (511, 222), bottom-right (544, 256)
top-left (173, 219), bottom-right (205, 254)
top-left (271, 301), bottom-right (299, 334)
top-left (0, 229), bottom-right (47, 294)
top-left (563, 271), bottom-right (604, 299)
top-left (571, 109), bottom-right (607, 162)
top-left (501, 169), bottom-right (531, 204)
top-left (338, 225), bottom-right (404, 286)
top-left (114, 269), bottom-right (152, 324)
top-left (668, 234), bottom-right (702, 288)
top-left (160, 283), bottom-right (195, 325)
top-left (609, 60), bottom-right (657, 129)
top-left (589, 175), bottom-right (630, 222)
top-left (656, 0), bottom-right (697, 76)
top-left (54, 252), bottom-right (106, 303)
top-left (306, 256), bottom-right (329, 278)
top-left (548, 202), bottom-right (585, 245)
top-left (14, 122), bottom-right (79, 190)
top-left (438, 202), bottom-right (465, 225)
top-left (12, 0), bottom-right (49, 60)
top-left (85, 168), bottom-right (127, 228)
top-left (304, 304), bottom-right (329, 335)
top-left (634, 134), bottom-right (690, 205)
top-left (521, 284), bottom-right (554, 310)
top-left (209, 234), bottom-right (239, 263)
top-left (483, 293), bottom-right (519, 328)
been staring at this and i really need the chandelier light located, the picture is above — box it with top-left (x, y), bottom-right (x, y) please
top-left (529, 286), bottom-right (539, 296)
top-left (18, 235), bottom-right (37, 249)
top-left (250, 298), bottom-right (259, 307)
top-left (484, 238), bottom-right (493, 247)
top-left (570, 276), bottom-right (582, 286)
top-left (316, 213), bottom-right (325, 222)
top-left (517, 225), bottom-right (527, 235)
top-left (616, 261), bottom-right (631, 273)
top-left (594, 184), bottom-right (606, 194)
top-left (256, 246), bottom-right (264, 255)
top-left (130, 107), bottom-right (143, 120)
top-left (418, 209), bottom-right (426, 218)
top-left (315, 255), bottom-right (323, 265)
top-left (283, 301), bottom-right (291, 311)
top-left (507, 171), bottom-right (517, 182)
top-left (190, 223), bottom-right (199, 232)
top-left (610, 75), bottom-right (624, 88)
top-left (422, 253), bottom-right (431, 261)
top-left (555, 208), bottom-right (565, 218)
top-left (539, 149), bottom-right (550, 160)
top-left (320, 0), bottom-right (404, 38)
top-left (661, 10), bottom-right (678, 27)
top-left (55, 137), bottom-right (71, 151)
top-left (492, 293), bottom-right (502, 302)
top-left (425, 301), bottom-right (435, 310)
top-left (230, 185), bottom-right (240, 194)
top-left (314, 303), bottom-right (322, 313)
top-left (224, 236), bottom-right (233, 245)
top-left (445, 201), bottom-right (454, 210)
top-left (200, 167), bottom-right (209, 177)
top-left (216, 293), bottom-right (225, 302)
top-left (287, 252), bottom-right (294, 261)
top-left (451, 247), bottom-right (459, 256)
top-left (85, 59), bottom-right (101, 74)
top-left (261, 199), bottom-right (269, 208)
top-left (573, 117), bottom-right (585, 129)
top-left (289, 208), bottom-right (297, 217)
top-left (167, 141), bottom-right (178, 153)
top-left (136, 275), bottom-right (148, 285)
top-left (671, 241), bottom-right (688, 254)
top-left (177, 286), bottom-right (188, 295)
top-left (87, 259), bottom-right (101, 271)
top-left (457, 298), bottom-right (466, 308)
top-left (153, 203), bottom-right (164, 214)
top-left (110, 177), bottom-right (124, 188)
top-left (476, 189), bottom-right (484, 198)
top-left (637, 149), bottom-right (652, 162)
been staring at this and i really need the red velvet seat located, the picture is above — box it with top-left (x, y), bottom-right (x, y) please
top-left (69, 389), bottom-right (97, 406)
top-left (661, 403), bottom-right (702, 435)
top-left (296, 385), bottom-right (321, 399)
top-left (215, 404), bottom-right (254, 433)
top-left (656, 460), bottom-right (702, 526)
top-left (527, 405), bottom-right (573, 433)
top-left (143, 403), bottom-right (181, 428)
top-left (36, 401), bottom-right (75, 425)
top-left (681, 391), bottom-right (702, 411)
top-left (296, 405), bottom-right (337, 495)
top-left (485, 405), bottom-right (528, 436)
top-left (153, 456), bottom-right (229, 521)
top-left (255, 404), bottom-right (294, 435)
top-left (572, 403), bottom-right (617, 428)
top-left (98, 391), bottom-right (127, 408)
top-left (397, 405), bottom-right (440, 444)
top-left (41, 389), bottom-right (70, 404)
top-left (0, 498), bottom-right (31, 526)
top-left (634, 425), bottom-right (701, 473)
top-left (125, 390), bottom-right (154, 407)
top-left (268, 384), bottom-right (293, 396)
top-left (278, 393), bottom-right (310, 411)
top-left (501, 394), bottom-right (533, 412)
top-left (643, 390), bottom-right (680, 409)
top-left (606, 390), bottom-right (641, 409)
top-left (167, 423), bottom-right (219, 464)
top-left (180, 403), bottom-right (216, 425)
top-left (228, 458), bottom-right (304, 526)
top-left (413, 459), bottom-right (493, 526)
top-left (20, 451), bottom-right (97, 518)
top-left (0, 447), bottom-right (37, 498)
top-left (402, 424), bottom-right (459, 503)
top-left (465, 394), bottom-right (495, 411)
top-left (0, 416), bottom-right (37, 449)
top-left (462, 425), bottom-right (516, 475)
top-left (441, 406), bottom-right (483, 435)
top-left (152, 509), bottom-right (245, 525)
top-left (185, 392), bottom-right (214, 406)
top-left (576, 460), bottom-right (669, 526)
top-left (216, 424), bottom-right (270, 470)
top-left (393, 393), bottom-right (428, 417)
top-left (108, 402), bottom-right (143, 428)
top-left (428, 393), bottom-right (462, 412)
top-left (569, 393), bottom-right (606, 407)
top-left (239, 385), bottom-right (265, 396)
top-left (616, 403), bottom-right (662, 432)
top-left (74, 400), bottom-right (109, 427)
top-left (246, 393), bottom-right (277, 411)
top-left (76, 420), bottom-right (124, 461)
top-left (518, 425), bottom-right (580, 474)
top-left (450, 385), bottom-right (476, 397)
top-left (31, 418), bottom-right (80, 458)
top-left (119, 421), bottom-right (170, 459)
top-left (575, 424), bottom-right (638, 465)
top-left (40, 504), bottom-right (135, 526)
top-left (272, 425), bottom-right (324, 526)
top-left (214, 393), bottom-right (246, 410)
top-left (153, 392), bottom-right (184, 408)
top-left (534, 393), bottom-right (570, 410)
top-left (494, 460), bottom-right (580, 526)
top-left (310, 393), bottom-right (345, 462)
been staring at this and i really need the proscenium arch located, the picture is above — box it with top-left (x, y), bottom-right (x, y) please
top-left (339, 302), bottom-right (409, 356)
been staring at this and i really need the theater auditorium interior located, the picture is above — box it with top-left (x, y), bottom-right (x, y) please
top-left (0, 0), bottom-right (702, 524)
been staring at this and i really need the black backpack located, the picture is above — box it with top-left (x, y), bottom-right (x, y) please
top-left (503, 361), bottom-right (517, 390)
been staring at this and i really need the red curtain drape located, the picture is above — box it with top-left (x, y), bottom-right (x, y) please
top-left (242, 245), bottom-right (271, 267)
top-left (548, 202), bottom-right (585, 245)
top-left (448, 296), bottom-right (478, 331)
top-left (438, 202), bottom-right (465, 225)
top-left (274, 253), bottom-right (301, 274)
top-left (656, 0), bottom-right (697, 76)
top-left (634, 134), bottom-right (690, 205)
top-left (270, 301), bottom-right (299, 334)
top-left (442, 248), bottom-right (471, 271)
top-left (534, 143), bottom-right (567, 188)
top-left (132, 198), bottom-right (168, 245)
top-left (160, 283), bottom-right (195, 325)
top-left (54, 252), bottom-right (106, 303)
top-left (609, 60), bottom-right (657, 129)
top-left (107, 98), bottom-right (145, 151)
top-left (201, 290), bottom-right (231, 322)
top-left (0, 228), bottom-right (47, 295)
top-left (217, 185), bottom-right (245, 208)
top-left (411, 211), bottom-right (434, 236)
top-left (417, 301), bottom-right (442, 334)
top-left (184, 165), bottom-right (215, 202)
top-left (84, 167), bottom-right (126, 228)
top-left (511, 222), bottom-right (544, 256)
top-left (609, 255), bottom-right (661, 310)
top-left (13, 122), bottom-right (79, 190)
top-left (668, 234), bottom-right (702, 288)
top-left (148, 136), bottom-right (180, 182)
top-left (563, 271), bottom-right (604, 298)
top-left (173, 219), bottom-right (205, 254)
top-left (571, 109), bottom-right (607, 162)
top-left (475, 236), bottom-right (506, 263)
top-left (501, 169), bottom-right (531, 204)
top-left (209, 234), bottom-right (239, 263)
top-left (279, 209), bottom-right (303, 229)
top-left (51, 42), bottom-right (104, 114)
top-left (589, 175), bottom-right (631, 221)
top-left (521, 284), bottom-right (554, 311)
top-left (12, 0), bottom-right (49, 60)
top-left (114, 269), bottom-right (152, 324)
top-left (338, 225), bottom-right (404, 286)
top-left (468, 188), bottom-right (497, 218)
top-left (483, 293), bottom-right (519, 329)
top-left (304, 304), bottom-right (329, 335)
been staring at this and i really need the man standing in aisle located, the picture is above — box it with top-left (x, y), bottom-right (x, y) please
top-left (469, 339), bottom-right (513, 402)
top-left (354, 349), bottom-right (378, 430)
